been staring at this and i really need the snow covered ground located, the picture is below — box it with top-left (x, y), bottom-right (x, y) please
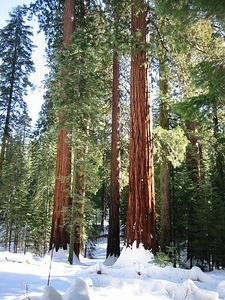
top-left (0, 239), bottom-right (225, 300)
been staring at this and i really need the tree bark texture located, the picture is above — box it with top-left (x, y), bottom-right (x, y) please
top-left (125, 0), bottom-right (157, 253)
top-left (107, 53), bottom-right (120, 258)
top-left (50, 0), bottom-right (75, 251)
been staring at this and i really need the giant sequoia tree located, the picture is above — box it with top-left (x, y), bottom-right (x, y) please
top-left (49, 0), bottom-right (75, 251)
top-left (125, 0), bottom-right (157, 252)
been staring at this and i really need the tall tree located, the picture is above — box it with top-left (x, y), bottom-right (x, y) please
top-left (106, 0), bottom-right (122, 259)
top-left (125, 0), bottom-right (157, 252)
top-left (50, 0), bottom-right (111, 258)
top-left (2, 125), bottom-right (31, 252)
top-left (158, 56), bottom-right (171, 253)
top-left (49, 0), bottom-right (75, 251)
top-left (0, 5), bottom-right (35, 178)
top-left (107, 51), bottom-right (120, 258)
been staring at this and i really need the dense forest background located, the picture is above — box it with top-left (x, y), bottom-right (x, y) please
top-left (0, 0), bottom-right (225, 270)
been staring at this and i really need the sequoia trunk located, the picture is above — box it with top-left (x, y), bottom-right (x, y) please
top-left (125, 0), bottom-right (157, 253)
top-left (49, 0), bottom-right (75, 251)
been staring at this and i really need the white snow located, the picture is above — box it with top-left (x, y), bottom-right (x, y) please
top-left (0, 240), bottom-right (225, 300)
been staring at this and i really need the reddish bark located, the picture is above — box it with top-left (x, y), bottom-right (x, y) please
top-left (50, 0), bottom-right (75, 251)
top-left (125, 0), bottom-right (157, 253)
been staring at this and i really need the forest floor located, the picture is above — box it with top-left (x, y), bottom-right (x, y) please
top-left (0, 238), bottom-right (225, 299)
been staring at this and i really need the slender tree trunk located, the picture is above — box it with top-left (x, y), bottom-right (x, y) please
top-left (68, 143), bottom-right (85, 262)
top-left (125, 0), bottom-right (157, 253)
top-left (185, 120), bottom-right (201, 265)
top-left (100, 180), bottom-right (106, 232)
top-left (68, 146), bottom-right (77, 264)
top-left (73, 168), bottom-right (85, 257)
top-left (159, 57), bottom-right (171, 252)
top-left (49, 0), bottom-right (75, 251)
top-left (107, 52), bottom-right (120, 258)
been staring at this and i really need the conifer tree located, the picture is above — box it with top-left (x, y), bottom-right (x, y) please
top-left (155, 1), bottom-right (225, 265)
top-left (158, 56), bottom-right (171, 253)
top-left (125, 0), bottom-right (157, 252)
top-left (105, 0), bottom-right (122, 259)
top-left (49, 0), bottom-right (75, 252)
top-left (0, 6), bottom-right (35, 251)
top-left (0, 5), bottom-right (35, 178)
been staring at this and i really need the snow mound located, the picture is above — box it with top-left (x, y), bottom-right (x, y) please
top-left (104, 254), bottom-right (118, 266)
top-left (113, 241), bottom-right (154, 268)
top-left (41, 285), bottom-right (63, 300)
top-left (147, 265), bottom-right (213, 282)
top-left (216, 280), bottom-right (225, 299)
top-left (64, 277), bottom-right (91, 300)
top-left (4, 251), bottom-right (40, 265)
top-left (88, 261), bottom-right (109, 274)
top-left (166, 279), bottom-right (219, 300)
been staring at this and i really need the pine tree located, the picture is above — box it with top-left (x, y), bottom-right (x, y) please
top-left (2, 126), bottom-right (31, 252)
top-left (105, 0), bottom-right (123, 259)
top-left (0, 5), bottom-right (35, 178)
top-left (0, 6), bottom-right (36, 251)
top-left (30, 0), bottom-right (64, 52)
top-left (155, 2), bottom-right (225, 265)
top-left (158, 55), bottom-right (172, 253)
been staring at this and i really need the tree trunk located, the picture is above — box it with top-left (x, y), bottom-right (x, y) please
top-left (68, 145), bottom-right (85, 263)
top-left (107, 52), bottom-right (120, 258)
top-left (100, 181), bottom-right (106, 232)
top-left (49, 0), bottom-right (75, 251)
top-left (73, 168), bottom-right (85, 257)
top-left (125, 0), bottom-right (157, 253)
top-left (159, 57), bottom-right (171, 252)
top-left (185, 120), bottom-right (201, 264)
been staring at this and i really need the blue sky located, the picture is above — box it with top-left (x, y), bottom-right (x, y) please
top-left (0, 0), bottom-right (32, 27)
top-left (1, 0), bottom-right (47, 126)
